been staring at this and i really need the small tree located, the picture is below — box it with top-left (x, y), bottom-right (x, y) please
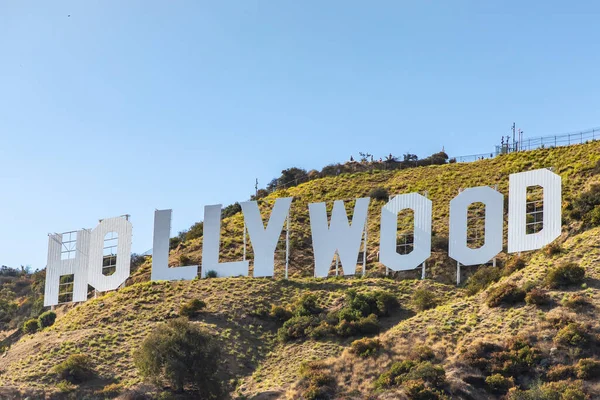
top-left (22, 318), bottom-right (38, 334)
top-left (369, 187), bottom-right (389, 202)
top-left (134, 318), bottom-right (223, 397)
top-left (38, 310), bottom-right (57, 329)
top-left (51, 354), bottom-right (94, 383)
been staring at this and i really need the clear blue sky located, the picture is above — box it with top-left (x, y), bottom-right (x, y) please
top-left (1, 1), bottom-right (599, 270)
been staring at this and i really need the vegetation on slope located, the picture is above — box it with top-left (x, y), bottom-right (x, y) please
top-left (1, 141), bottom-right (600, 399)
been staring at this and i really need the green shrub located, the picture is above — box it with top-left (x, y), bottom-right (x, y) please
top-left (503, 257), bottom-right (526, 275)
top-left (546, 364), bottom-right (576, 381)
top-left (269, 305), bottom-right (292, 322)
top-left (356, 313), bottom-right (379, 334)
top-left (179, 299), bottom-right (206, 318)
top-left (37, 310), bottom-right (57, 329)
top-left (554, 323), bottom-right (591, 347)
top-left (463, 338), bottom-right (541, 377)
top-left (544, 242), bottom-right (563, 256)
top-left (561, 294), bottom-right (589, 310)
top-left (412, 289), bottom-right (438, 311)
top-left (278, 315), bottom-right (319, 342)
top-left (51, 354), bottom-right (94, 383)
top-left (405, 362), bottom-right (446, 387)
top-left (179, 254), bottom-right (192, 266)
top-left (185, 221), bottom-right (204, 241)
top-left (375, 360), bottom-right (416, 388)
top-left (349, 338), bottom-right (382, 358)
top-left (525, 288), bottom-right (551, 306)
top-left (205, 270), bottom-right (218, 278)
top-left (369, 187), bottom-right (389, 201)
top-left (294, 294), bottom-right (322, 317)
top-left (133, 318), bottom-right (223, 397)
top-left (343, 289), bottom-right (399, 317)
top-left (431, 235), bottom-right (449, 252)
top-left (22, 318), bottom-right (38, 334)
top-left (571, 184), bottom-right (600, 228)
top-left (56, 380), bottom-right (76, 393)
top-left (308, 322), bottom-right (334, 339)
top-left (486, 283), bottom-right (526, 307)
top-left (485, 373), bottom-right (514, 394)
top-left (465, 266), bottom-right (502, 295)
top-left (404, 379), bottom-right (449, 399)
top-left (506, 381), bottom-right (586, 400)
top-left (221, 202), bottom-right (242, 219)
top-left (411, 345), bottom-right (435, 362)
top-left (576, 358), bottom-right (600, 379)
top-left (545, 263), bottom-right (585, 288)
top-left (297, 361), bottom-right (336, 400)
top-left (375, 360), bottom-right (446, 390)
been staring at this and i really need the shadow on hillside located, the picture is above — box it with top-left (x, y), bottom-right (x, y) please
top-left (277, 279), bottom-right (359, 292)
top-left (583, 277), bottom-right (600, 290)
top-left (0, 329), bottom-right (21, 353)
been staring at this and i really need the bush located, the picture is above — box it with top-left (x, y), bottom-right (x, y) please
top-left (412, 289), bottom-right (438, 311)
top-left (554, 323), bottom-right (591, 347)
top-left (404, 379), bottom-right (449, 399)
top-left (571, 184), bottom-right (600, 228)
top-left (179, 254), bottom-right (192, 266)
top-left (205, 270), bottom-right (218, 278)
top-left (344, 289), bottom-right (399, 317)
top-left (546, 364), bottom-right (576, 381)
top-left (278, 315), bottom-right (319, 342)
top-left (561, 294), bottom-right (589, 310)
top-left (576, 358), bottom-right (600, 379)
top-left (297, 361), bottom-right (336, 400)
top-left (503, 257), bottom-right (526, 275)
top-left (221, 202), bottom-right (242, 219)
top-left (179, 299), bottom-right (206, 318)
top-left (375, 360), bottom-right (446, 390)
top-left (51, 354), bottom-right (94, 383)
top-left (185, 221), bottom-right (204, 241)
top-left (544, 242), bottom-right (563, 256)
top-left (525, 288), bottom-right (551, 306)
top-left (349, 338), bottom-right (382, 358)
top-left (133, 318), bottom-right (223, 397)
top-left (465, 266), bottom-right (502, 295)
top-left (485, 373), bottom-right (514, 394)
top-left (506, 381), bottom-right (586, 400)
top-left (545, 263), bottom-right (585, 288)
top-left (38, 310), bottom-right (57, 329)
top-left (463, 338), bottom-right (541, 377)
top-left (369, 187), bottom-right (389, 201)
top-left (410, 345), bottom-right (436, 362)
top-left (22, 318), bottom-right (38, 334)
top-left (356, 313), bottom-right (380, 334)
top-left (294, 294), bottom-right (322, 317)
top-left (269, 305), bottom-right (292, 322)
top-left (486, 283), bottom-right (526, 307)
top-left (431, 235), bottom-right (449, 252)
top-left (56, 380), bottom-right (76, 393)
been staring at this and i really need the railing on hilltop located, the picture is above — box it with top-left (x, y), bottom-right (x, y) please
top-left (497, 127), bottom-right (600, 154)
top-left (264, 126), bottom-right (600, 191)
top-left (453, 152), bottom-right (497, 163)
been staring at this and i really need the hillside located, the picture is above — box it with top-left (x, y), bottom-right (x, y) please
top-left (1, 141), bottom-right (600, 399)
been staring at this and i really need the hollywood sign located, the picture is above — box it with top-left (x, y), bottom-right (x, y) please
top-left (44, 168), bottom-right (561, 306)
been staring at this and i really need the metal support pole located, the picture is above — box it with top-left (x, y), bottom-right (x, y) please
top-left (362, 215), bottom-right (367, 276)
top-left (243, 221), bottom-right (246, 261)
top-left (335, 252), bottom-right (339, 276)
top-left (493, 257), bottom-right (496, 268)
top-left (285, 213), bottom-right (289, 280)
top-left (457, 261), bottom-right (461, 285)
top-left (421, 261), bottom-right (426, 280)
